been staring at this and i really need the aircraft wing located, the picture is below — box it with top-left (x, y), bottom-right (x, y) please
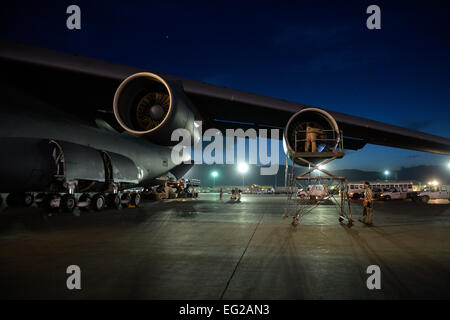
top-left (1, 39), bottom-right (449, 155)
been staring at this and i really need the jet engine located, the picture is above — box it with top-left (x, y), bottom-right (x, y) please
top-left (113, 72), bottom-right (199, 146)
top-left (283, 108), bottom-right (341, 165)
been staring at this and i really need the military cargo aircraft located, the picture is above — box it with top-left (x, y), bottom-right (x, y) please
top-left (1, 39), bottom-right (449, 212)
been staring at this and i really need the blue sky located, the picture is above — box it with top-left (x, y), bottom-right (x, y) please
top-left (1, 0), bottom-right (449, 172)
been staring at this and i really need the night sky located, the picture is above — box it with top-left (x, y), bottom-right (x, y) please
top-left (1, 0), bottom-right (449, 173)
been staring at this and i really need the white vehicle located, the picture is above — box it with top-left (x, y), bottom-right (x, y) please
top-left (417, 186), bottom-right (450, 202)
top-left (348, 181), bottom-right (414, 199)
top-left (298, 184), bottom-right (328, 199)
top-left (379, 187), bottom-right (408, 201)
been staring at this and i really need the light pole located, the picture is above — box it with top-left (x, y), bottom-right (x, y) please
top-left (211, 171), bottom-right (218, 187)
top-left (238, 163), bottom-right (249, 189)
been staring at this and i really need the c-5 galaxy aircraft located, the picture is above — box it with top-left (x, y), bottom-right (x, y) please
top-left (1, 39), bottom-right (449, 212)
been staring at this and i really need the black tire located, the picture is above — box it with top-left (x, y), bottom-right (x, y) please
top-left (61, 194), bottom-right (77, 213)
top-left (131, 193), bottom-right (141, 206)
top-left (121, 193), bottom-right (131, 208)
top-left (6, 193), bottom-right (34, 207)
top-left (106, 194), bottom-right (121, 209)
top-left (384, 196), bottom-right (391, 201)
top-left (35, 193), bottom-right (47, 207)
top-left (78, 193), bottom-right (91, 211)
top-left (45, 194), bottom-right (61, 212)
top-left (91, 194), bottom-right (105, 211)
top-left (421, 195), bottom-right (430, 203)
top-left (23, 193), bottom-right (34, 207)
top-left (6, 193), bottom-right (17, 207)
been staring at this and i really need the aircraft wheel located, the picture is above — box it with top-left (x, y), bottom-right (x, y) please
top-left (78, 193), bottom-right (91, 211)
top-left (6, 193), bottom-right (19, 206)
top-left (106, 194), bottom-right (121, 209)
top-left (91, 194), bottom-right (105, 211)
top-left (121, 193), bottom-right (131, 208)
top-left (6, 193), bottom-right (34, 207)
top-left (45, 194), bottom-right (61, 212)
top-left (35, 193), bottom-right (47, 207)
top-left (60, 194), bottom-right (75, 212)
top-left (61, 194), bottom-right (77, 213)
top-left (6, 193), bottom-right (18, 206)
top-left (131, 193), bottom-right (141, 206)
top-left (23, 193), bottom-right (34, 207)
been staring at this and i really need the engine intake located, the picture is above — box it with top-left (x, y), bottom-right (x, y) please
top-left (113, 72), bottom-right (197, 146)
top-left (283, 108), bottom-right (341, 165)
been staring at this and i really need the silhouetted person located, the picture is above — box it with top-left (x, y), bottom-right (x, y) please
top-left (359, 182), bottom-right (374, 225)
top-left (219, 187), bottom-right (223, 200)
top-left (305, 122), bottom-right (324, 152)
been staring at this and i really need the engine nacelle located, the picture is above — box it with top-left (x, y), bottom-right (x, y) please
top-left (113, 72), bottom-right (198, 146)
top-left (283, 108), bottom-right (341, 165)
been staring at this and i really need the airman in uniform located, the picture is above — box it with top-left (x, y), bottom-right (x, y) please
top-left (305, 122), bottom-right (324, 152)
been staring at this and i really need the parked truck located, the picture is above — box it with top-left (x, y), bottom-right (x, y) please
top-left (417, 185), bottom-right (450, 203)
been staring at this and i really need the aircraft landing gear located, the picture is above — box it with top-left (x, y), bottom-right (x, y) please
top-left (45, 193), bottom-right (61, 212)
top-left (130, 193), bottom-right (141, 206)
top-left (91, 193), bottom-right (105, 211)
top-left (106, 193), bottom-right (121, 209)
top-left (6, 193), bottom-right (34, 207)
top-left (61, 194), bottom-right (77, 213)
top-left (120, 193), bottom-right (131, 208)
top-left (35, 193), bottom-right (47, 207)
top-left (78, 193), bottom-right (91, 211)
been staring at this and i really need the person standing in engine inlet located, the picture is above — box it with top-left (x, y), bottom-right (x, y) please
top-left (305, 122), bottom-right (324, 152)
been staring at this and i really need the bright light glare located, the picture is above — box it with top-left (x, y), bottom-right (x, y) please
top-left (447, 162), bottom-right (450, 169)
top-left (211, 171), bottom-right (218, 177)
top-left (384, 170), bottom-right (390, 175)
top-left (318, 165), bottom-right (325, 170)
top-left (238, 163), bottom-right (249, 173)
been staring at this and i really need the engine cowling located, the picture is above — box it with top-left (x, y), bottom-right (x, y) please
top-left (113, 72), bottom-right (198, 146)
top-left (283, 108), bottom-right (341, 165)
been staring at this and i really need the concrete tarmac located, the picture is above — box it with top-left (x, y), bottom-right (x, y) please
top-left (0, 194), bottom-right (449, 299)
